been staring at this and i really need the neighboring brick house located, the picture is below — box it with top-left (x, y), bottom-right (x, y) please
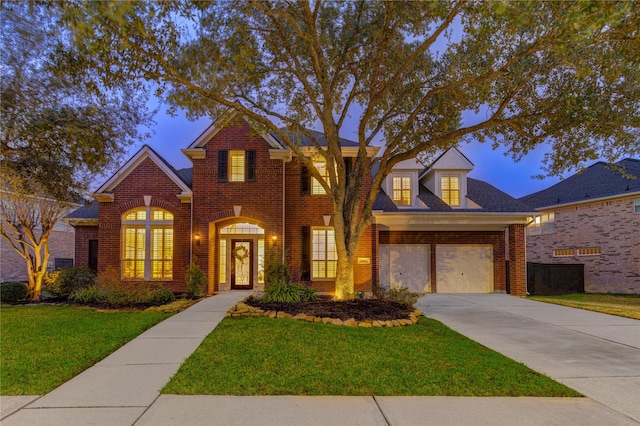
top-left (68, 113), bottom-right (532, 296)
top-left (520, 159), bottom-right (640, 294)
top-left (1, 203), bottom-right (76, 282)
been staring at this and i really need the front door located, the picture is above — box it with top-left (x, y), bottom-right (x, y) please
top-left (231, 240), bottom-right (253, 289)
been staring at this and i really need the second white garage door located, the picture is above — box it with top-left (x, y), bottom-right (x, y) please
top-left (435, 244), bottom-right (493, 293)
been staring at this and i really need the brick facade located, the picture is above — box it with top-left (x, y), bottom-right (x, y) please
top-left (526, 196), bottom-right (640, 293)
top-left (96, 157), bottom-right (192, 293)
top-left (75, 117), bottom-right (529, 296)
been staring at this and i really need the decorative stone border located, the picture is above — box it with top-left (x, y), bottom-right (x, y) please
top-left (225, 301), bottom-right (422, 328)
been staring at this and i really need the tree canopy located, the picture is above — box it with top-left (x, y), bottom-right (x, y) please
top-left (57, 0), bottom-right (639, 298)
top-left (1, 2), bottom-right (152, 202)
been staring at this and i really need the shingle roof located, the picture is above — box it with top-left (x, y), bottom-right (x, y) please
top-left (176, 168), bottom-right (193, 187)
top-left (66, 200), bottom-right (99, 220)
top-left (275, 128), bottom-right (359, 147)
top-left (373, 178), bottom-right (532, 213)
top-left (519, 158), bottom-right (640, 208)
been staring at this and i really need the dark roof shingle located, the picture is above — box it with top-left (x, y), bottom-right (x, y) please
top-left (519, 159), bottom-right (640, 208)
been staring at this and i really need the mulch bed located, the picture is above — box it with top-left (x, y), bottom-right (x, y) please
top-left (245, 297), bottom-right (414, 322)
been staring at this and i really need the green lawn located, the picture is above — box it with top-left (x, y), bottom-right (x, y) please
top-left (529, 293), bottom-right (640, 319)
top-left (0, 305), bottom-right (171, 395)
top-left (163, 316), bottom-right (580, 397)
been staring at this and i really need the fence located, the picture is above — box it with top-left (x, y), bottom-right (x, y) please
top-left (527, 262), bottom-right (584, 295)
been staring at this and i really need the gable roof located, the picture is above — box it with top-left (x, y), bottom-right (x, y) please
top-left (374, 178), bottom-right (532, 213)
top-left (519, 158), bottom-right (640, 209)
top-left (92, 145), bottom-right (193, 202)
top-left (420, 147), bottom-right (474, 179)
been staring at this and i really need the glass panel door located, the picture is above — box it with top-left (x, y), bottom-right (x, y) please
top-left (231, 240), bottom-right (252, 289)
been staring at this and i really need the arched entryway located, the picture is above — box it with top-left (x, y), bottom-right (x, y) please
top-left (215, 222), bottom-right (265, 291)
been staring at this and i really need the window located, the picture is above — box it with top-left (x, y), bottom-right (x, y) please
top-left (229, 150), bottom-right (245, 182)
top-left (312, 227), bottom-right (337, 279)
top-left (312, 161), bottom-right (330, 195)
top-left (527, 212), bottom-right (555, 236)
top-left (122, 207), bottom-right (173, 280)
top-left (553, 248), bottom-right (575, 257)
top-left (578, 247), bottom-right (601, 256)
top-left (393, 176), bottom-right (412, 206)
top-left (218, 150), bottom-right (255, 182)
top-left (441, 176), bottom-right (460, 206)
top-left (635, 198), bottom-right (640, 213)
top-left (219, 239), bottom-right (227, 284)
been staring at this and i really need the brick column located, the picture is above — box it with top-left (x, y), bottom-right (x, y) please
top-left (508, 224), bottom-right (527, 297)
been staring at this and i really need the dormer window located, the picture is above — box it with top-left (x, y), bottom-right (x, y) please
top-left (393, 176), bottom-right (412, 206)
top-left (441, 176), bottom-right (460, 206)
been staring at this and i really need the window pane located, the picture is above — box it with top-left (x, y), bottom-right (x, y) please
top-left (312, 161), bottom-right (329, 195)
top-left (312, 228), bottom-right (337, 279)
top-left (219, 239), bottom-right (227, 283)
top-left (258, 239), bottom-right (264, 284)
top-left (230, 150), bottom-right (245, 182)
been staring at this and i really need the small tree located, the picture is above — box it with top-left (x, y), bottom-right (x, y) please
top-left (0, 175), bottom-right (69, 301)
top-left (185, 262), bottom-right (207, 298)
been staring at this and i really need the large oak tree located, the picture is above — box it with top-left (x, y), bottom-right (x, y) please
top-left (60, 1), bottom-right (639, 298)
top-left (1, 3), bottom-right (152, 299)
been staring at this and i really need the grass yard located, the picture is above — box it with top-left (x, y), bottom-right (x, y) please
top-left (163, 316), bottom-right (580, 397)
top-left (528, 293), bottom-right (640, 320)
top-left (0, 305), bottom-right (171, 395)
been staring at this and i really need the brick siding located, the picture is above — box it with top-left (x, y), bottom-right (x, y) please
top-left (526, 196), bottom-right (640, 293)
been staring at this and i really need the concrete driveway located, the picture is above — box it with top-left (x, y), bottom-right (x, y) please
top-left (417, 294), bottom-right (640, 423)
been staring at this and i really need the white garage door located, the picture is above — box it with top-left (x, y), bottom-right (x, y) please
top-left (436, 244), bottom-right (493, 293)
top-left (379, 244), bottom-right (430, 293)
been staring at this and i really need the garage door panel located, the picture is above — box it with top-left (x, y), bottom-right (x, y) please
top-left (379, 245), bottom-right (430, 293)
top-left (436, 244), bottom-right (493, 293)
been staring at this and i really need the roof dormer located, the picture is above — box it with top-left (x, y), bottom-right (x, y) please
top-left (383, 158), bottom-right (425, 208)
top-left (420, 147), bottom-right (474, 209)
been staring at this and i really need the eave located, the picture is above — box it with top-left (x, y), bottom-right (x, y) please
top-left (533, 191), bottom-right (640, 211)
top-left (297, 146), bottom-right (380, 158)
top-left (64, 218), bottom-right (99, 227)
top-left (373, 211), bottom-right (534, 232)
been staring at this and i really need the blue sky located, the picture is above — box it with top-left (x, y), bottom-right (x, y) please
top-left (130, 108), bottom-right (565, 200)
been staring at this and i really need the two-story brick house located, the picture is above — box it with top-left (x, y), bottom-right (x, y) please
top-left (520, 159), bottom-right (640, 294)
top-left (68, 113), bottom-right (533, 296)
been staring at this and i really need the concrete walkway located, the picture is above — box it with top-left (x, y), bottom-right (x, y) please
top-left (1, 291), bottom-right (251, 425)
top-left (417, 294), bottom-right (640, 423)
top-left (2, 293), bottom-right (639, 425)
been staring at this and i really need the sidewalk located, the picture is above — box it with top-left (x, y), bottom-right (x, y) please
top-left (2, 293), bottom-right (638, 425)
top-left (1, 291), bottom-right (251, 425)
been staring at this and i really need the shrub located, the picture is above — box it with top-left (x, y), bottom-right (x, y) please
top-left (376, 286), bottom-right (421, 308)
top-left (44, 267), bottom-right (95, 299)
top-left (264, 248), bottom-right (290, 286)
top-left (0, 281), bottom-right (29, 303)
top-left (185, 263), bottom-right (206, 298)
top-left (69, 266), bottom-right (175, 307)
top-left (260, 278), bottom-right (318, 303)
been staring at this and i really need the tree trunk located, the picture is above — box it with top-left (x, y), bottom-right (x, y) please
top-left (334, 252), bottom-right (355, 300)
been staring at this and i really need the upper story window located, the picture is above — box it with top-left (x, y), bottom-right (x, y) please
top-left (218, 150), bottom-right (256, 182)
top-left (527, 212), bottom-right (555, 236)
top-left (312, 161), bottom-right (330, 195)
top-left (122, 207), bottom-right (173, 280)
top-left (393, 176), bottom-right (412, 206)
top-left (441, 176), bottom-right (460, 206)
top-left (634, 197), bottom-right (640, 213)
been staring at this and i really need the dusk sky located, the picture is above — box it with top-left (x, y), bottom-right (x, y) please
top-left (122, 106), bottom-right (568, 200)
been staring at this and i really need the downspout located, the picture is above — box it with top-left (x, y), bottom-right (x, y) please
top-left (189, 196), bottom-right (193, 266)
top-left (282, 159), bottom-right (286, 263)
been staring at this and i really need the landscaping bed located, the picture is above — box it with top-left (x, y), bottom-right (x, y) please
top-left (246, 297), bottom-right (414, 321)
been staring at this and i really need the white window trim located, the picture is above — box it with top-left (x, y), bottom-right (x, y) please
top-left (229, 150), bottom-right (246, 182)
top-left (634, 197), bottom-right (640, 213)
top-left (311, 226), bottom-right (337, 280)
top-left (392, 174), bottom-right (413, 207)
top-left (440, 174), bottom-right (461, 207)
top-left (122, 207), bottom-right (173, 281)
